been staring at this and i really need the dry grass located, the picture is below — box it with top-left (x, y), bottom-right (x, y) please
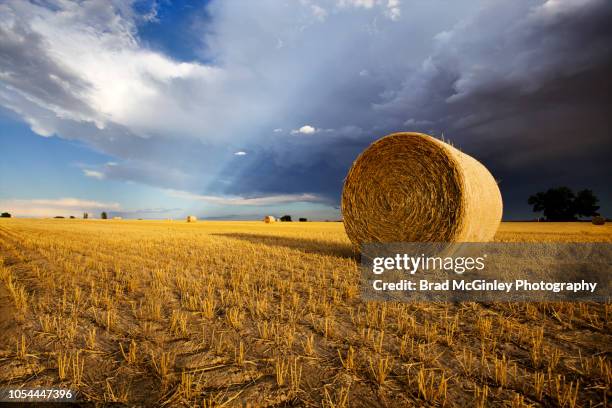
top-left (0, 219), bottom-right (610, 406)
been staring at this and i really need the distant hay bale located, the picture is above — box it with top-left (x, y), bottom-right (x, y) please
top-left (263, 215), bottom-right (276, 223)
top-left (186, 215), bottom-right (197, 223)
top-left (341, 132), bottom-right (503, 250)
top-left (592, 216), bottom-right (605, 225)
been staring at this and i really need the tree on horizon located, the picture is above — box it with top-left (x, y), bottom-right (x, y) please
top-left (528, 187), bottom-right (600, 221)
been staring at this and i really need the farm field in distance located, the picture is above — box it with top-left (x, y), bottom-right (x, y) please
top-left (0, 219), bottom-right (610, 407)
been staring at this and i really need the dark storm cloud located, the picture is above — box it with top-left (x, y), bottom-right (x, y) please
top-left (226, 0), bottom-right (612, 217)
top-left (371, 0), bottom-right (612, 217)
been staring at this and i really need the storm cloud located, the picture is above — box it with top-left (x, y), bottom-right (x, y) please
top-left (0, 0), bottom-right (610, 218)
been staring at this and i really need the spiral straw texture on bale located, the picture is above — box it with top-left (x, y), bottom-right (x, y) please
top-left (342, 132), bottom-right (502, 249)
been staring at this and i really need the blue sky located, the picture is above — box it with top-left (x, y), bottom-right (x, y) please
top-left (0, 0), bottom-right (610, 219)
top-left (135, 0), bottom-right (212, 62)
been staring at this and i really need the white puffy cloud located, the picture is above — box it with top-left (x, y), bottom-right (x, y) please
top-left (311, 5), bottom-right (328, 21)
top-left (291, 125), bottom-right (317, 135)
top-left (336, 0), bottom-right (400, 19)
top-left (385, 0), bottom-right (401, 21)
top-left (337, 0), bottom-right (375, 9)
top-left (234, 151), bottom-right (247, 156)
top-left (83, 169), bottom-right (105, 179)
top-left (0, 0), bottom-right (277, 148)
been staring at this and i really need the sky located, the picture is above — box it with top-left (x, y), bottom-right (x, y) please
top-left (0, 0), bottom-right (610, 220)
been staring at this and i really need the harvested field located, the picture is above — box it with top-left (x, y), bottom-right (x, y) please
top-left (0, 219), bottom-right (610, 406)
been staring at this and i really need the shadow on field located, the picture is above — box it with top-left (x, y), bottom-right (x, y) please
top-left (213, 233), bottom-right (356, 259)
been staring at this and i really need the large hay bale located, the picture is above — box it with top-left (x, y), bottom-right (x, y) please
top-left (263, 215), bottom-right (276, 223)
top-left (186, 215), bottom-right (197, 223)
top-left (592, 216), bottom-right (605, 225)
top-left (341, 132), bottom-right (502, 249)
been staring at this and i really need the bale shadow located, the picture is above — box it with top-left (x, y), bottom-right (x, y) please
top-left (212, 233), bottom-right (357, 260)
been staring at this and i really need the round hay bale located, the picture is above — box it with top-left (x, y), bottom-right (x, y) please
top-left (592, 216), bottom-right (605, 225)
top-left (341, 132), bottom-right (502, 249)
top-left (263, 215), bottom-right (276, 223)
top-left (186, 215), bottom-right (197, 223)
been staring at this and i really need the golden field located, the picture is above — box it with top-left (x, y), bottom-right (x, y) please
top-left (0, 219), bottom-right (610, 407)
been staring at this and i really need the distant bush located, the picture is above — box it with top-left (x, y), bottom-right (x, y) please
top-left (280, 215), bottom-right (292, 222)
top-left (69, 216), bottom-right (75, 219)
top-left (54, 216), bottom-right (65, 219)
top-left (299, 218), bottom-right (307, 222)
top-left (101, 212), bottom-right (108, 219)
top-left (1, 212), bottom-right (11, 218)
top-left (83, 212), bottom-right (89, 219)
